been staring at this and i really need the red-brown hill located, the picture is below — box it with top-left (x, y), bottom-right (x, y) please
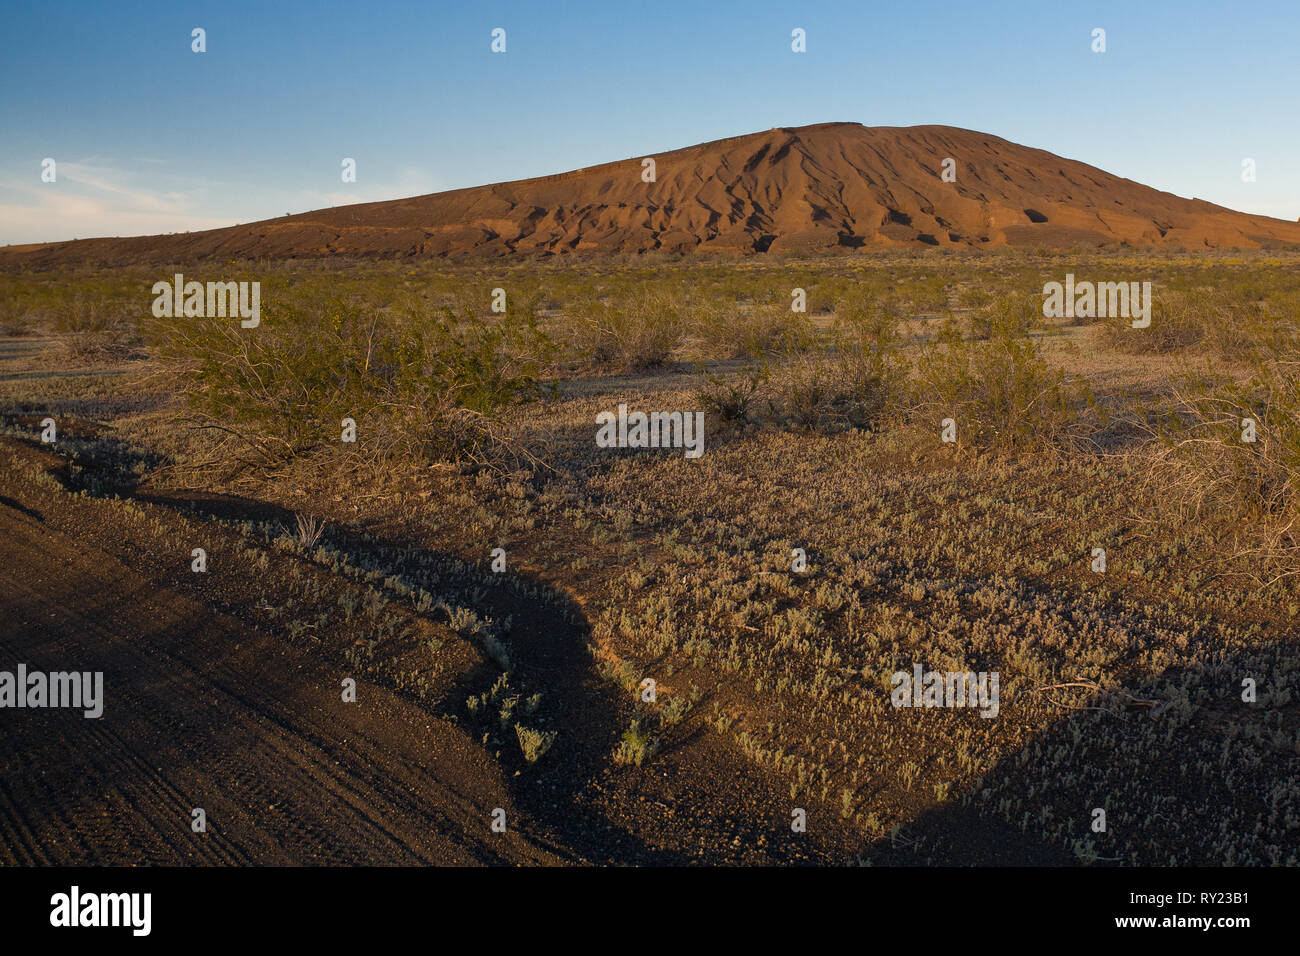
top-left (6, 122), bottom-right (1300, 268)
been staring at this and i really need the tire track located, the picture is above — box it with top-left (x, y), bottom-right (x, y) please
top-left (0, 464), bottom-right (563, 866)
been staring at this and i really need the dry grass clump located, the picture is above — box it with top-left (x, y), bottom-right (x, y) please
top-left (1100, 288), bottom-right (1284, 359)
top-left (53, 295), bottom-right (144, 358)
top-left (515, 723), bottom-right (558, 763)
top-left (783, 336), bottom-right (906, 431)
top-left (695, 365), bottom-right (770, 428)
top-left (1147, 350), bottom-right (1300, 571)
top-left (612, 715), bottom-right (660, 767)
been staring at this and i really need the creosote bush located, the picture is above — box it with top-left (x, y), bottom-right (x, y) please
top-left (913, 323), bottom-right (1096, 451)
top-left (579, 291), bottom-right (683, 371)
top-left (152, 292), bottom-right (553, 468)
top-left (966, 291), bottom-right (1039, 340)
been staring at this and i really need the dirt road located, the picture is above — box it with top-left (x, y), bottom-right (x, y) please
top-left (0, 446), bottom-right (564, 866)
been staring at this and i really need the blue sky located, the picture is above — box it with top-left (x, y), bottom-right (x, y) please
top-left (1, 0), bottom-right (1296, 244)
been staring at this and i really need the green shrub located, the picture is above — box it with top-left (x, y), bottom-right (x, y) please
top-left (913, 327), bottom-right (1095, 451)
top-left (967, 292), bottom-right (1038, 340)
top-left (578, 289), bottom-right (683, 371)
top-left (515, 724), bottom-right (558, 763)
top-left (612, 718), bottom-right (659, 766)
top-left (821, 301), bottom-right (910, 429)
top-left (151, 291), bottom-right (552, 467)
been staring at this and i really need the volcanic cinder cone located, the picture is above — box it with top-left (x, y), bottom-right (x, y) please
top-left (7, 122), bottom-right (1300, 268)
